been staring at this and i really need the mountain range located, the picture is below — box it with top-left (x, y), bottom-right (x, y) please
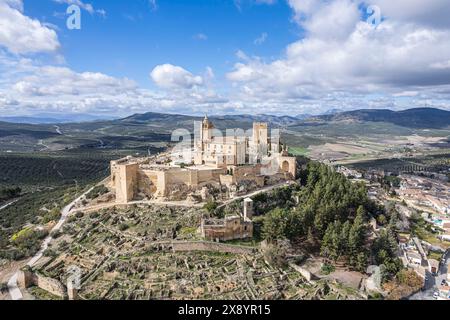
top-left (2, 108), bottom-right (448, 129)
top-left (309, 108), bottom-right (450, 129)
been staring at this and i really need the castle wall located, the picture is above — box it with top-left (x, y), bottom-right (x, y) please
top-left (18, 270), bottom-right (67, 299)
top-left (197, 168), bottom-right (226, 183)
top-left (138, 170), bottom-right (160, 197)
top-left (165, 169), bottom-right (192, 185)
top-left (233, 165), bottom-right (261, 179)
top-left (279, 156), bottom-right (297, 178)
top-left (114, 163), bottom-right (138, 203)
top-left (202, 216), bottom-right (253, 242)
top-left (170, 241), bottom-right (255, 255)
top-left (220, 174), bottom-right (235, 186)
top-left (34, 273), bottom-right (67, 298)
top-left (110, 121), bottom-right (296, 203)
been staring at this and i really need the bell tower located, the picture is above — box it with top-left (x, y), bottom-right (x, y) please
top-left (202, 115), bottom-right (214, 142)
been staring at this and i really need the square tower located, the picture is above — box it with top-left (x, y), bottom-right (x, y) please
top-left (251, 122), bottom-right (268, 162)
top-left (252, 122), bottom-right (268, 145)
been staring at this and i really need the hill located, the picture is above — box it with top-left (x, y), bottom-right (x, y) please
top-left (0, 108), bottom-right (449, 153)
top-left (308, 108), bottom-right (450, 129)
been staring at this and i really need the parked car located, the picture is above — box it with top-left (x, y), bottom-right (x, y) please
top-left (441, 279), bottom-right (447, 286)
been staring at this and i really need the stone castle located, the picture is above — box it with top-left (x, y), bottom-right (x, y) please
top-left (110, 117), bottom-right (297, 203)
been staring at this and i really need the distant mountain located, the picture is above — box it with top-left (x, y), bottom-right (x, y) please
top-left (295, 114), bottom-right (314, 120)
top-left (218, 114), bottom-right (299, 126)
top-left (121, 112), bottom-right (299, 128)
top-left (0, 116), bottom-right (62, 124)
top-left (1, 107), bottom-right (449, 152)
top-left (322, 108), bottom-right (345, 116)
top-left (0, 113), bottom-right (117, 124)
top-left (121, 112), bottom-right (198, 124)
top-left (309, 108), bottom-right (450, 129)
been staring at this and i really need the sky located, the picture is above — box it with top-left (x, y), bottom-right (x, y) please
top-left (1, 0), bottom-right (450, 117)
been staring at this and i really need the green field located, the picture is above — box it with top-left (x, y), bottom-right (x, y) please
top-left (0, 149), bottom-right (137, 260)
top-left (288, 146), bottom-right (309, 156)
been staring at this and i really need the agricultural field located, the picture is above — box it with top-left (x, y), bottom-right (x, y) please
top-left (283, 121), bottom-right (450, 165)
top-left (0, 150), bottom-right (137, 261)
top-left (346, 153), bottom-right (450, 176)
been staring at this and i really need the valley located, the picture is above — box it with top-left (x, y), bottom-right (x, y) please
top-left (0, 107), bottom-right (449, 301)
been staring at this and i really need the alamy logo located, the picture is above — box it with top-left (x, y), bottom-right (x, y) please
top-left (366, 5), bottom-right (381, 27)
top-left (67, 5), bottom-right (81, 30)
top-left (170, 122), bottom-right (283, 177)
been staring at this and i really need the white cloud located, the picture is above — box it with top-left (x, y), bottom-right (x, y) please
top-left (52, 0), bottom-right (105, 16)
top-left (151, 64), bottom-right (204, 90)
top-left (1, 0), bottom-right (450, 116)
top-left (2, 0), bottom-right (22, 11)
top-left (366, 0), bottom-right (450, 29)
top-left (225, 0), bottom-right (450, 114)
top-left (0, 0), bottom-right (60, 54)
top-left (0, 1), bottom-right (228, 116)
top-left (148, 0), bottom-right (157, 11)
top-left (234, 0), bottom-right (276, 12)
top-left (193, 33), bottom-right (208, 41)
top-left (254, 32), bottom-right (268, 45)
top-left (12, 66), bottom-right (138, 97)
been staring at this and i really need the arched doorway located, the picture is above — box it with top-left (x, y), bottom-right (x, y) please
top-left (282, 160), bottom-right (290, 173)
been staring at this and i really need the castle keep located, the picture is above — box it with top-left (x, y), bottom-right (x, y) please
top-left (110, 118), bottom-right (297, 203)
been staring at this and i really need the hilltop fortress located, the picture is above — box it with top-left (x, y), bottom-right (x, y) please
top-left (110, 117), bottom-right (297, 203)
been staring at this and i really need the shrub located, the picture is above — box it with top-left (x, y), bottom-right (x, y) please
top-left (43, 249), bottom-right (57, 257)
top-left (86, 185), bottom-right (109, 200)
top-left (0, 282), bottom-right (8, 293)
top-left (321, 263), bottom-right (335, 275)
top-left (41, 208), bottom-right (61, 224)
top-left (50, 230), bottom-right (62, 239)
top-left (75, 211), bottom-right (84, 218)
top-left (204, 200), bottom-right (218, 214)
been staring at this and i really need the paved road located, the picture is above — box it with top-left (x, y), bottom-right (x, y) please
top-left (410, 250), bottom-right (450, 300)
top-left (0, 200), bottom-right (18, 212)
top-left (7, 187), bottom-right (94, 300)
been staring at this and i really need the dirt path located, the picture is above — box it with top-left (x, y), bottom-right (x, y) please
top-left (217, 181), bottom-right (295, 209)
top-left (7, 186), bottom-right (95, 300)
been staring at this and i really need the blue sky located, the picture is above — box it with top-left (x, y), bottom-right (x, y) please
top-left (24, 0), bottom-right (297, 89)
top-left (1, 0), bottom-right (450, 117)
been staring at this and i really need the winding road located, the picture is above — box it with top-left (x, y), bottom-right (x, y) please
top-left (0, 200), bottom-right (18, 212)
top-left (409, 250), bottom-right (450, 300)
top-left (7, 187), bottom-right (94, 300)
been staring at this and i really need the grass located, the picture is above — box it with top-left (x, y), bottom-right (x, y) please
top-left (224, 239), bottom-right (259, 247)
top-left (0, 149), bottom-right (130, 260)
top-left (179, 226), bottom-right (198, 236)
top-left (320, 263), bottom-right (336, 275)
top-left (289, 146), bottom-right (309, 156)
top-left (28, 286), bottom-right (63, 300)
top-left (428, 251), bottom-right (443, 261)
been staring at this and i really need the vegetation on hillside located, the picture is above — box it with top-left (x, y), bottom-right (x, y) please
top-left (0, 187), bottom-right (21, 202)
top-left (259, 162), bottom-right (401, 277)
top-left (86, 185), bottom-right (109, 200)
top-left (0, 150), bottom-right (123, 260)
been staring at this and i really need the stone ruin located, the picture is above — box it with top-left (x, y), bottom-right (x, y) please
top-left (201, 198), bottom-right (254, 242)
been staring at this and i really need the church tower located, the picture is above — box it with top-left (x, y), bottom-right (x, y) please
top-left (201, 115), bottom-right (214, 143)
